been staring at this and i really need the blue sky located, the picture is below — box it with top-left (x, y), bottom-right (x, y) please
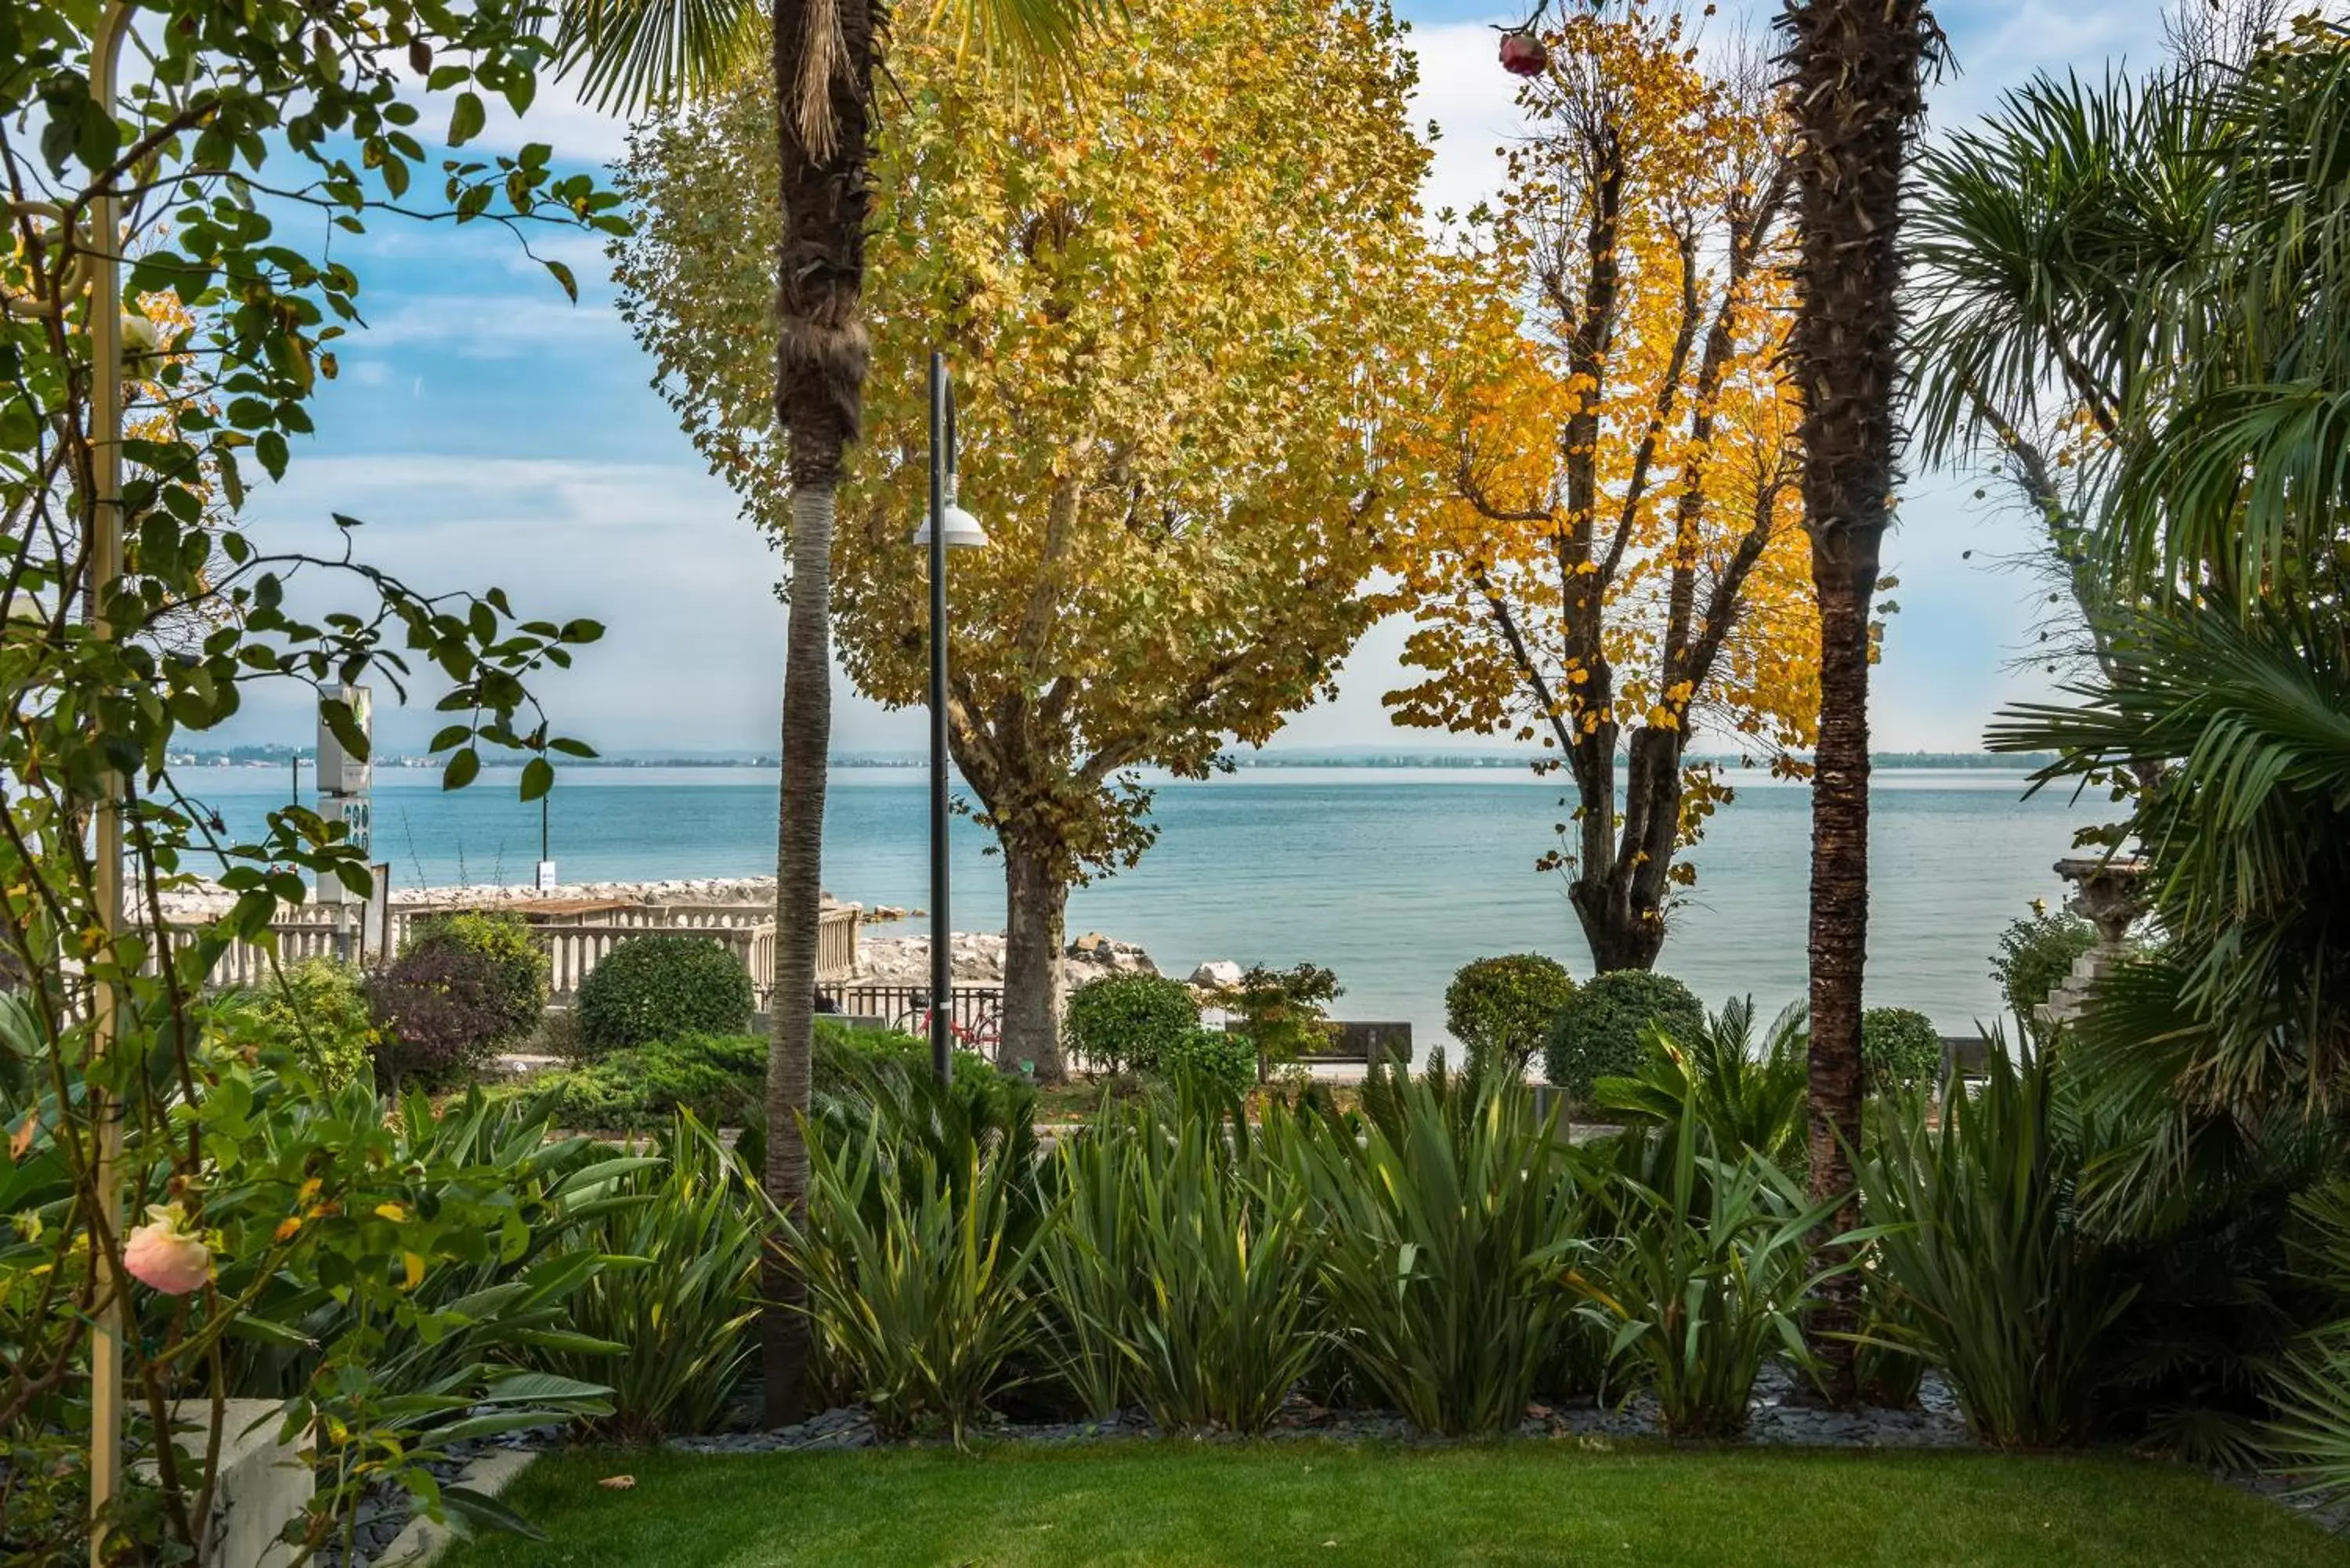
top-left (229, 0), bottom-right (2182, 757)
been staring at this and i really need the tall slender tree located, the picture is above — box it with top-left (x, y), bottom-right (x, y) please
top-left (1774, 0), bottom-right (1940, 1404)
top-left (548, 0), bottom-right (1112, 1427)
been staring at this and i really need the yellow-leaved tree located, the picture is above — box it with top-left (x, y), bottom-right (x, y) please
top-left (616, 0), bottom-right (1437, 1078)
top-left (1386, 1), bottom-right (1818, 974)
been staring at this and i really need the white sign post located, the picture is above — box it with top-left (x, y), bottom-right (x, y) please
top-left (315, 687), bottom-right (372, 964)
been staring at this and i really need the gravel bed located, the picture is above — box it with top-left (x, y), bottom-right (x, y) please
top-left (314, 1427), bottom-right (564, 1566)
top-left (663, 1364), bottom-right (1972, 1455)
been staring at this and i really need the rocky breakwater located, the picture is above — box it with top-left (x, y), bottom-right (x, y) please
top-left (155, 876), bottom-right (865, 921)
top-left (854, 929), bottom-right (1158, 1003)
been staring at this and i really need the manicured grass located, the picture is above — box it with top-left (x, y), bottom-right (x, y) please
top-left (437, 1440), bottom-right (2350, 1567)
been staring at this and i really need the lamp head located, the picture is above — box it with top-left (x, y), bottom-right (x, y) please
top-left (910, 502), bottom-right (989, 550)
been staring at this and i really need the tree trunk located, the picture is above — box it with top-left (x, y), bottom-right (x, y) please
top-left (760, 0), bottom-right (876, 1430)
top-left (1804, 528), bottom-right (1877, 1402)
top-left (1779, 0), bottom-right (1936, 1407)
top-left (761, 482), bottom-right (834, 1429)
top-left (999, 840), bottom-right (1069, 1083)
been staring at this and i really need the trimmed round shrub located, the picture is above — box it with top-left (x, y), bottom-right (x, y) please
top-left (577, 935), bottom-right (757, 1053)
top-left (1861, 1006), bottom-right (1943, 1093)
top-left (1063, 972), bottom-right (1201, 1075)
top-left (1989, 911), bottom-right (2097, 1041)
top-left (367, 946), bottom-right (513, 1090)
top-left (1155, 1027), bottom-right (1259, 1103)
top-left (1445, 954), bottom-right (1577, 1080)
top-left (1544, 970), bottom-right (1705, 1104)
top-left (404, 910), bottom-right (549, 1046)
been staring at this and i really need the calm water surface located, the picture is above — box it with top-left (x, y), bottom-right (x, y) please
top-left (187, 764), bottom-right (2100, 1042)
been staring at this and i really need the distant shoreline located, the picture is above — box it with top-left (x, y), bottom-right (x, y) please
top-left (168, 750), bottom-right (2060, 772)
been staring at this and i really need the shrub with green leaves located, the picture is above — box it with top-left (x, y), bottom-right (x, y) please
top-left (1062, 972), bottom-right (1200, 1075)
top-left (1990, 911), bottom-right (2096, 1042)
top-left (1444, 954), bottom-right (1577, 1082)
top-left (1861, 1006), bottom-right (1943, 1094)
top-left (1222, 962), bottom-right (1341, 1069)
top-left (1155, 1028), bottom-right (1260, 1103)
top-left (577, 934), bottom-right (756, 1053)
top-left (223, 956), bottom-right (376, 1089)
top-left (404, 911), bottom-right (548, 1046)
top-left (1544, 970), bottom-right (1705, 1104)
top-left (522, 1034), bottom-right (768, 1132)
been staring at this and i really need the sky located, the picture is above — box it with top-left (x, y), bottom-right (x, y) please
top-left (225, 0), bottom-right (2184, 758)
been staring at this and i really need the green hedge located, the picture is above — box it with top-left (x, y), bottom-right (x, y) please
top-left (222, 956), bottom-right (375, 1089)
top-left (1862, 1006), bottom-right (1943, 1093)
top-left (1445, 954), bottom-right (1577, 1080)
top-left (577, 934), bottom-right (756, 1053)
top-left (1063, 973), bottom-right (1201, 1075)
top-left (1544, 970), bottom-right (1705, 1104)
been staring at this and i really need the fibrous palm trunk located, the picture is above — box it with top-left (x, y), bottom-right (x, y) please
top-left (1777, 0), bottom-right (1937, 1406)
top-left (761, 0), bottom-right (876, 1430)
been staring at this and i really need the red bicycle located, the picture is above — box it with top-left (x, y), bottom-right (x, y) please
top-left (892, 998), bottom-right (1003, 1057)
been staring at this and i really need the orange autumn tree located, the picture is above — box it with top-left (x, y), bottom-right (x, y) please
top-left (1386, 3), bottom-right (1817, 973)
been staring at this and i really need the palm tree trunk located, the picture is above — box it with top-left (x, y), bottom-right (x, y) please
top-left (761, 482), bottom-right (835, 1429)
top-left (1778, 0), bottom-right (1938, 1407)
top-left (761, 0), bottom-right (876, 1431)
top-left (1000, 839), bottom-right (1068, 1082)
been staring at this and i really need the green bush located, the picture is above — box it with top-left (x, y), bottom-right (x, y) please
top-left (1062, 972), bottom-right (1200, 1075)
top-left (1444, 954), bottom-right (1578, 1081)
top-left (1544, 970), bottom-right (1705, 1104)
top-left (1990, 910), bottom-right (2096, 1042)
top-left (577, 934), bottom-right (756, 1053)
top-left (526, 1033), bottom-right (768, 1132)
top-left (224, 956), bottom-right (375, 1089)
top-left (1223, 962), bottom-right (1341, 1068)
top-left (405, 911), bottom-right (548, 1046)
top-left (1153, 1028), bottom-right (1259, 1103)
top-left (1862, 1006), bottom-right (1943, 1094)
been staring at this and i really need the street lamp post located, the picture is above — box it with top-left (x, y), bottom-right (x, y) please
top-left (913, 352), bottom-right (987, 1087)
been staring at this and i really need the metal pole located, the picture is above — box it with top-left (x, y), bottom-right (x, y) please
top-left (85, 7), bottom-right (129, 1558)
top-left (927, 352), bottom-right (951, 1089)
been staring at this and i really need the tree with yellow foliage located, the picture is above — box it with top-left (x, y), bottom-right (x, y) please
top-left (1386, 2), bottom-right (1817, 974)
top-left (616, 0), bottom-right (1436, 1078)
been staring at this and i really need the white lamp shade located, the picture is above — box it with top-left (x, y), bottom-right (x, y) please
top-left (910, 502), bottom-right (989, 550)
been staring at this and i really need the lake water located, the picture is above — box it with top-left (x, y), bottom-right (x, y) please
top-left (183, 764), bottom-right (2101, 1043)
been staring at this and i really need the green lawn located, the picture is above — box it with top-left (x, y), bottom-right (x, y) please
top-left (436, 1441), bottom-right (2350, 1567)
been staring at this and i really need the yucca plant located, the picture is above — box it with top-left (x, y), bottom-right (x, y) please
top-left (537, 1115), bottom-right (765, 1440)
top-left (1058, 1101), bottom-right (1322, 1434)
top-left (1594, 998), bottom-right (1810, 1171)
top-left (790, 1122), bottom-right (1050, 1443)
top-left (1284, 1071), bottom-right (1585, 1435)
top-left (1858, 1047), bottom-right (2130, 1447)
top-left (1036, 1117), bottom-right (1143, 1420)
top-left (1560, 1097), bottom-right (1835, 1439)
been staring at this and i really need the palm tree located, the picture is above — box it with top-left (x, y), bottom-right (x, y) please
top-left (1773, 0), bottom-right (1942, 1404)
top-left (548, 0), bottom-right (1112, 1426)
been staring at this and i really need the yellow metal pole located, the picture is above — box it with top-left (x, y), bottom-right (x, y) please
top-left (85, 7), bottom-right (130, 1563)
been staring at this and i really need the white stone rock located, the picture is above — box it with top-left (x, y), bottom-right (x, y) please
top-left (1188, 959), bottom-right (1244, 989)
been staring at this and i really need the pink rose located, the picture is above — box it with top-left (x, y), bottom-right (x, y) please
top-left (124, 1205), bottom-right (212, 1295)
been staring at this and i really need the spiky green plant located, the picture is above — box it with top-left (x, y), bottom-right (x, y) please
top-left (1560, 1095), bottom-right (1837, 1439)
top-left (1858, 1049), bottom-right (2130, 1447)
top-left (1282, 1071), bottom-right (1586, 1435)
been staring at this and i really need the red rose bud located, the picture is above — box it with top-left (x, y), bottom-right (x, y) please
top-left (1499, 30), bottom-right (1549, 78)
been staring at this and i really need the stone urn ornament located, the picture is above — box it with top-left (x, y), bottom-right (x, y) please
top-left (2039, 854), bottom-right (2151, 1033)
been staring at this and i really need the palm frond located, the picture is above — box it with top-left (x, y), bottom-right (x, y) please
top-left (549, 0), bottom-right (765, 116)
